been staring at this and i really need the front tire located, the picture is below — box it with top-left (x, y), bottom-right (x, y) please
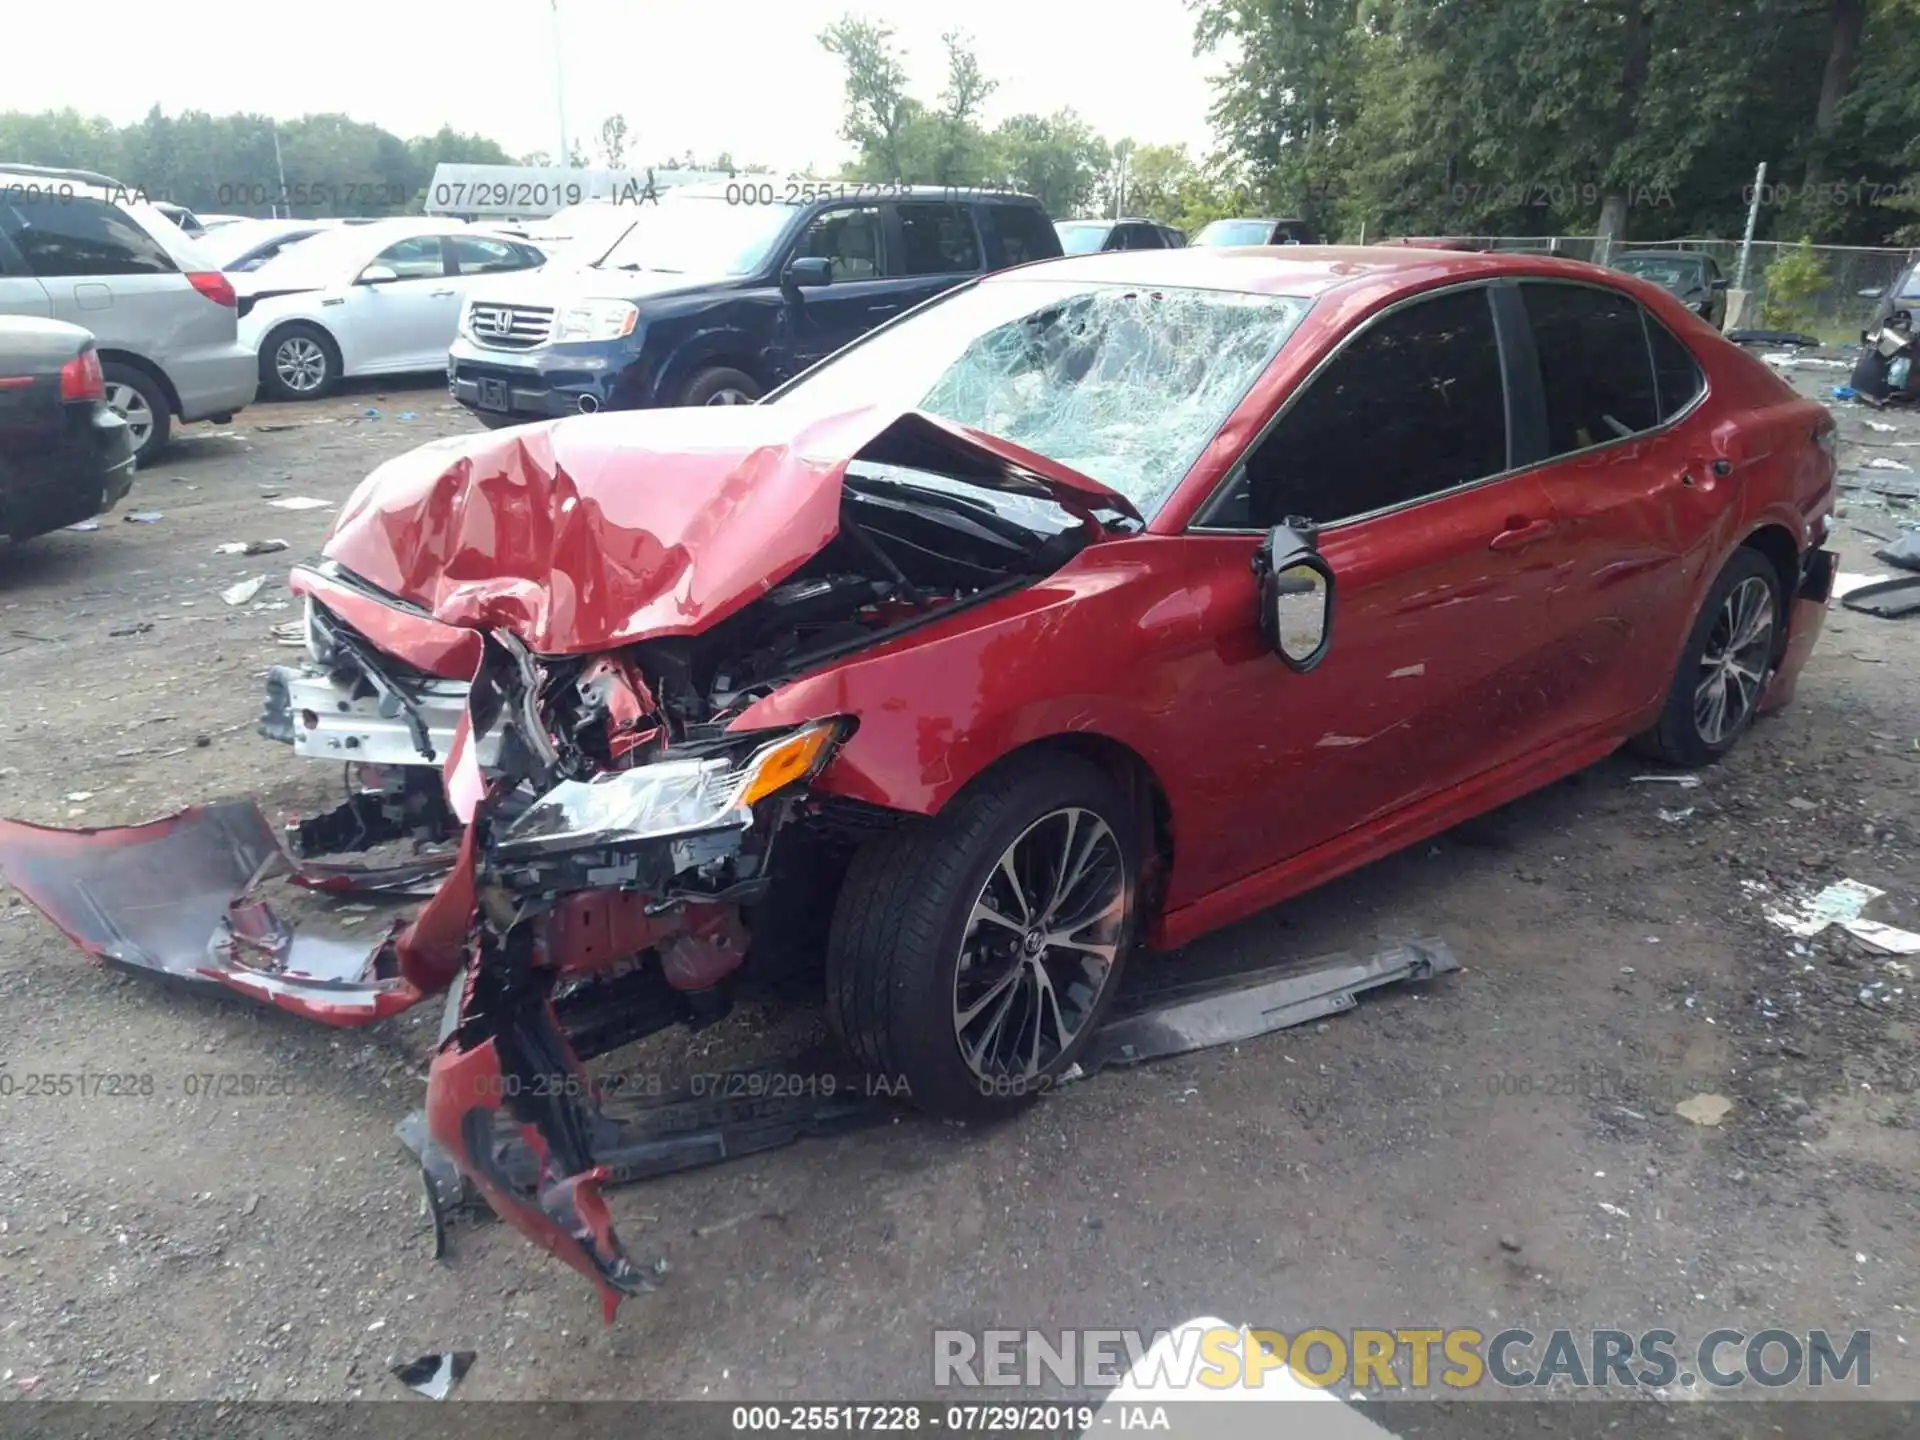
top-left (259, 323), bottom-right (340, 401)
top-left (1634, 547), bottom-right (1783, 768)
top-left (100, 362), bottom-right (171, 466)
top-left (826, 754), bottom-right (1137, 1120)
top-left (678, 366), bottom-right (761, 407)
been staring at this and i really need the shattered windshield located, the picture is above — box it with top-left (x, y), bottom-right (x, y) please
top-left (773, 279), bottom-right (1313, 518)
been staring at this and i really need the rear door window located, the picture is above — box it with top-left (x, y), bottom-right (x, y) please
top-left (988, 204), bottom-right (1059, 266)
top-left (1646, 312), bottom-right (1706, 421)
top-left (1206, 285), bottom-right (1509, 528)
top-left (0, 194), bottom-right (177, 277)
top-left (1115, 223), bottom-right (1166, 250)
top-left (368, 235), bottom-right (449, 279)
top-left (1519, 281), bottom-right (1661, 456)
top-left (890, 202), bottom-right (982, 276)
top-left (450, 235), bottom-right (536, 276)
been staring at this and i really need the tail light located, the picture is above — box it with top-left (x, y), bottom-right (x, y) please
top-left (187, 271), bottom-right (238, 308)
top-left (60, 348), bottom-right (105, 403)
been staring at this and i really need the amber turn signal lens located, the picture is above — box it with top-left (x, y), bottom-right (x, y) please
top-left (738, 724), bottom-right (837, 807)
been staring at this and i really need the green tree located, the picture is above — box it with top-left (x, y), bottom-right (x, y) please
top-left (818, 14), bottom-right (915, 182)
top-left (599, 114), bottom-right (630, 169)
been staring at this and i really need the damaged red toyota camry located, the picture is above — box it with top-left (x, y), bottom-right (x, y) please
top-left (0, 247), bottom-right (1837, 1317)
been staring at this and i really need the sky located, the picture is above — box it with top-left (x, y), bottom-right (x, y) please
top-left (7, 0), bottom-right (1230, 173)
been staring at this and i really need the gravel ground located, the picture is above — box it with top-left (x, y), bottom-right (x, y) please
top-left (0, 363), bottom-right (1916, 1428)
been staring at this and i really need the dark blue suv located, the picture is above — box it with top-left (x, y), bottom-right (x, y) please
top-left (447, 181), bottom-right (1063, 424)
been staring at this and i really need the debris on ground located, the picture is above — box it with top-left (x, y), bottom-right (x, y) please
top-left (1765, 879), bottom-right (1920, 953)
top-left (390, 1351), bottom-right (474, 1400)
top-left (1658, 807), bottom-right (1695, 823)
top-left (214, 539), bottom-right (290, 557)
top-left (1865, 457), bottom-right (1916, 471)
top-left (1866, 420), bottom-right (1898, 433)
top-left (269, 620), bottom-right (306, 646)
top-left (267, 496), bottom-right (333, 511)
top-left (64, 520), bottom-right (100, 532)
top-left (1841, 575), bottom-right (1920, 618)
top-left (108, 623), bottom-right (153, 638)
top-left (1676, 1093), bottom-right (1734, 1127)
top-left (1834, 572), bottom-right (1892, 599)
top-left (1630, 773), bottom-right (1701, 788)
top-left (123, 512), bottom-right (164, 524)
top-left (219, 576), bottom-right (268, 607)
top-left (1877, 529), bottom-right (1920, 572)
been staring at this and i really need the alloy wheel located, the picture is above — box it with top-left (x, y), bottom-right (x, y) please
top-left (704, 387), bottom-right (752, 405)
top-left (952, 807), bottom-right (1128, 1081)
top-left (103, 382), bottom-right (153, 449)
top-left (1693, 575), bottom-right (1774, 746)
top-left (275, 337), bottom-right (329, 394)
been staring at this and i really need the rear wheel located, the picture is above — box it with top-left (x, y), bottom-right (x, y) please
top-left (1634, 548), bottom-right (1783, 767)
top-left (100, 362), bottom-right (171, 466)
top-left (826, 754), bottom-right (1137, 1120)
top-left (678, 366), bottom-right (760, 407)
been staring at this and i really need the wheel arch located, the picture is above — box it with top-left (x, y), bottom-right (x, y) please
top-left (919, 730), bottom-right (1177, 929)
top-left (95, 349), bottom-right (181, 417)
top-left (1737, 521), bottom-right (1802, 665)
top-left (654, 328), bottom-right (767, 404)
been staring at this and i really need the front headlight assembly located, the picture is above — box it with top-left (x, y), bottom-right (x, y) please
top-left (552, 300), bottom-right (640, 344)
top-left (494, 720), bottom-right (843, 858)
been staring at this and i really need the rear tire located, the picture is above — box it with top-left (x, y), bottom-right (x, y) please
top-left (678, 366), bottom-right (761, 407)
top-left (259, 322), bottom-right (340, 402)
top-left (1632, 547), bottom-right (1783, 768)
top-left (826, 754), bottom-right (1137, 1120)
top-left (100, 362), bottom-right (171, 467)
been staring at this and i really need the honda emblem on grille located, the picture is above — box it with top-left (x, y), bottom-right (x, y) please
top-left (476, 308), bottom-right (512, 335)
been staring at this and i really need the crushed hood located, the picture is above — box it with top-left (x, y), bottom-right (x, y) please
top-left (320, 403), bottom-right (1141, 655)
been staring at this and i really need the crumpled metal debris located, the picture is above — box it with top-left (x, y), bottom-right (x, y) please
top-left (390, 1350), bottom-right (474, 1399)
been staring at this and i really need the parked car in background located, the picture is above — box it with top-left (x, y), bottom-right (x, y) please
top-left (1611, 250), bottom-right (1729, 328)
top-left (198, 218), bottom-right (338, 273)
top-left (515, 201), bottom-right (643, 270)
top-left (1191, 217), bottom-right (1316, 246)
top-left (194, 213), bottom-right (250, 231)
top-left (447, 181), bottom-right (1063, 425)
top-left (1859, 255), bottom-right (1920, 336)
top-left (0, 315), bottom-right (135, 540)
top-left (1157, 224), bottom-right (1188, 247)
top-left (237, 219), bottom-right (547, 400)
top-left (0, 168), bottom-right (255, 465)
top-left (151, 200), bottom-right (207, 238)
top-left (1055, 218), bottom-right (1175, 254)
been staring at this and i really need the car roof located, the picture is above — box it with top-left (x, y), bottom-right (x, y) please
top-left (985, 243), bottom-right (1641, 299)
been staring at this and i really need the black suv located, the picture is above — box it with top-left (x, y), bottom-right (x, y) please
top-left (447, 181), bottom-right (1063, 423)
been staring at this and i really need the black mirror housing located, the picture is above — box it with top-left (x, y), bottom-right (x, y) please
top-left (1252, 518), bottom-right (1335, 672)
top-left (784, 256), bottom-right (833, 289)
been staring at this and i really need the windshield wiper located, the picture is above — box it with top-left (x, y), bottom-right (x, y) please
top-left (615, 264), bottom-right (684, 273)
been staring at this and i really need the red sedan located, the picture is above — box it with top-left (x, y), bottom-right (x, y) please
top-left (0, 245), bottom-right (1837, 1314)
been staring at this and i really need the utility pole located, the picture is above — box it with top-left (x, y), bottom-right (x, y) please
top-left (551, 0), bottom-right (570, 176)
top-left (1736, 160), bottom-right (1766, 291)
top-left (271, 120), bottom-right (288, 218)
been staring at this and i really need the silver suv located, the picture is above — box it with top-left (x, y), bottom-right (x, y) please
top-left (0, 165), bottom-right (256, 464)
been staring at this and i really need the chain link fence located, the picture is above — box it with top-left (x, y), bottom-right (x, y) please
top-left (1432, 235), bottom-right (1917, 341)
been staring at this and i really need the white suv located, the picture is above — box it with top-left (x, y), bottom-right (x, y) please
top-left (0, 165), bottom-right (256, 464)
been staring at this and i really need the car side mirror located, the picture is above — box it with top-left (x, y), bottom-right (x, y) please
top-left (784, 256), bottom-right (832, 289)
top-left (1252, 518), bottom-right (1335, 672)
top-left (357, 264), bottom-right (400, 285)
top-left (1711, 277), bottom-right (1729, 291)
top-left (1859, 286), bottom-right (1886, 299)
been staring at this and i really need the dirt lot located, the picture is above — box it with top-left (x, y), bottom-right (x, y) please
top-left (0, 364), bottom-right (1917, 1426)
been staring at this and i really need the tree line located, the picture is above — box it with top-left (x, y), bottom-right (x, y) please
top-left (5, 0), bottom-right (1915, 247)
top-left (815, 0), bottom-right (1920, 248)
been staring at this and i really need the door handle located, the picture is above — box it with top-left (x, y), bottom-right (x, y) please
top-left (866, 303), bottom-right (899, 316)
top-left (430, 289), bottom-right (457, 298)
top-left (1488, 516), bottom-right (1557, 551)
